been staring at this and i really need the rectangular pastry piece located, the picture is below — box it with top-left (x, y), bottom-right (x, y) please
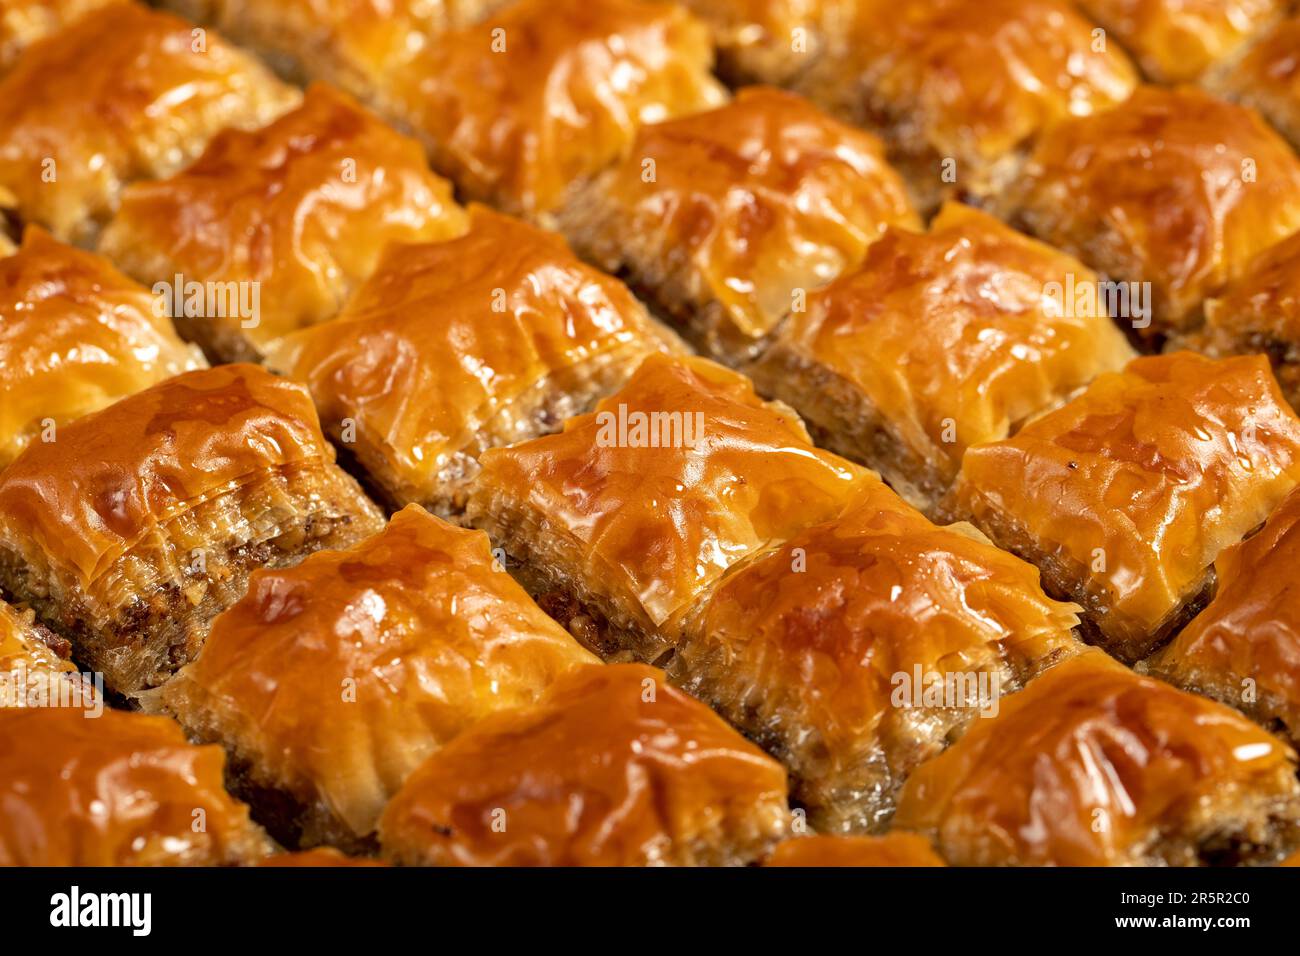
top-left (466, 353), bottom-right (878, 663)
top-left (749, 202), bottom-right (1136, 514)
top-left (100, 83), bottom-right (467, 364)
top-left (1000, 85), bottom-right (1300, 343)
top-left (1, 0), bottom-right (116, 73)
top-left (381, 0), bottom-right (727, 222)
top-left (951, 351), bottom-right (1300, 663)
top-left (0, 598), bottom-right (96, 710)
top-left (157, 504), bottom-right (599, 852)
top-left (0, 364), bottom-right (385, 696)
top-left (764, 834), bottom-right (945, 868)
top-left (558, 86), bottom-right (920, 365)
top-left (0, 1), bottom-right (300, 245)
top-left (0, 226), bottom-right (206, 470)
top-left (379, 663), bottom-right (791, 866)
top-left (668, 479), bottom-right (1082, 834)
top-left (794, 0), bottom-right (1138, 210)
top-left (1205, 16), bottom-right (1300, 152)
top-left (0, 706), bottom-right (272, 865)
top-left (893, 649), bottom-right (1300, 866)
top-left (269, 205), bottom-right (685, 518)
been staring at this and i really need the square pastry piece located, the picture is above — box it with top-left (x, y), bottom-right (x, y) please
top-left (1002, 85), bottom-right (1300, 342)
top-left (953, 352), bottom-right (1300, 663)
top-left (158, 505), bottom-right (598, 852)
top-left (669, 479), bottom-right (1081, 834)
top-left (0, 364), bottom-right (384, 696)
top-left (559, 86), bottom-right (920, 364)
top-left (0, 2), bottom-right (300, 245)
top-left (0, 0), bottom-right (116, 73)
top-left (750, 203), bottom-right (1135, 514)
top-left (100, 84), bottom-right (467, 364)
top-left (379, 664), bottom-right (791, 866)
top-left (383, 0), bottom-right (727, 221)
top-left (894, 649), bottom-right (1300, 866)
top-left (270, 206), bottom-right (684, 517)
top-left (764, 834), bottom-right (946, 868)
top-left (0, 227), bottom-right (206, 470)
top-left (0, 706), bottom-right (271, 866)
top-left (795, 0), bottom-right (1137, 209)
top-left (467, 353), bottom-right (877, 663)
top-left (1206, 16), bottom-right (1300, 151)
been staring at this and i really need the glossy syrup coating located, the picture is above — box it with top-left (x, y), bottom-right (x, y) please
top-left (1206, 16), bottom-right (1300, 151)
top-left (0, 227), bottom-right (206, 469)
top-left (100, 84), bottom-right (467, 363)
top-left (161, 505), bottom-right (599, 846)
top-left (1003, 85), bottom-right (1300, 338)
top-left (670, 479), bottom-right (1081, 833)
top-left (0, 2), bottom-right (300, 245)
top-left (271, 206), bottom-right (683, 516)
top-left (955, 352), bottom-right (1300, 662)
top-left (675, 0), bottom-right (848, 85)
top-left (385, 0), bottom-right (727, 220)
top-left (560, 86), bottom-right (919, 362)
top-left (379, 663), bottom-right (791, 866)
top-left (0, 0), bottom-right (117, 73)
top-left (0, 705), bottom-right (271, 865)
top-left (894, 649), bottom-right (1300, 866)
top-left (764, 833), bottom-right (946, 867)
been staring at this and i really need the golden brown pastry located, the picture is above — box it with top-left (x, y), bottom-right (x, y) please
top-left (379, 663), bottom-right (791, 866)
top-left (894, 649), bottom-right (1300, 866)
top-left (271, 206), bottom-right (684, 517)
top-left (796, 0), bottom-right (1138, 208)
top-left (676, 0), bottom-right (850, 85)
top-left (750, 202), bottom-right (1136, 513)
top-left (669, 479), bottom-right (1081, 833)
top-left (0, 0), bottom-right (116, 73)
top-left (254, 848), bottom-right (386, 867)
top-left (383, 0), bottom-right (727, 221)
top-left (953, 352), bottom-right (1300, 663)
top-left (100, 84), bottom-right (466, 364)
top-left (1002, 85), bottom-right (1300, 340)
top-left (467, 353), bottom-right (877, 663)
top-left (159, 505), bottom-right (599, 851)
top-left (0, 1), bottom-right (300, 245)
top-left (559, 86), bottom-right (919, 364)
top-left (0, 598), bottom-right (96, 709)
top-left (0, 226), bottom-right (206, 470)
top-left (1206, 16), bottom-right (1300, 152)
top-left (0, 364), bottom-right (385, 696)
top-left (764, 833), bottom-right (946, 867)
top-left (0, 705), bottom-right (271, 865)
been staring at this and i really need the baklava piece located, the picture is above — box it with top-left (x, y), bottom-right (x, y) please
top-left (559, 86), bottom-right (919, 364)
top-left (1002, 85), bottom-right (1300, 342)
top-left (0, 227), bottom-right (206, 469)
top-left (466, 353), bottom-right (877, 663)
top-left (894, 649), bottom-right (1300, 866)
top-left (669, 479), bottom-right (1081, 833)
top-left (764, 834), bottom-right (946, 867)
top-left (270, 206), bottom-right (684, 517)
top-left (100, 84), bottom-right (466, 364)
top-left (0, 364), bottom-right (384, 696)
top-left (158, 505), bottom-right (598, 852)
top-left (1205, 16), bottom-right (1300, 151)
top-left (0, 0), bottom-right (116, 73)
top-left (383, 0), bottom-right (727, 222)
top-left (795, 0), bottom-right (1138, 209)
top-left (676, 0), bottom-right (849, 85)
top-left (0, 599), bottom-right (94, 709)
top-left (0, 1), bottom-right (300, 245)
top-left (750, 202), bottom-right (1135, 513)
top-left (952, 352), bottom-right (1300, 663)
top-left (379, 664), bottom-right (791, 866)
top-left (0, 706), bottom-right (271, 866)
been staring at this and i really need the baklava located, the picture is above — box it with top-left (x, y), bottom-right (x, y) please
top-left (559, 86), bottom-right (920, 364)
top-left (749, 202), bottom-right (1136, 513)
top-left (952, 351), bottom-right (1300, 663)
top-left (894, 649), bottom-right (1300, 866)
top-left (1205, 15), bottom-right (1300, 151)
top-left (379, 663), bottom-right (791, 866)
top-left (0, 364), bottom-right (384, 696)
top-left (676, 0), bottom-right (848, 86)
top-left (270, 206), bottom-right (685, 517)
top-left (764, 834), bottom-right (946, 867)
top-left (0, 598), bottom-right (94, 710)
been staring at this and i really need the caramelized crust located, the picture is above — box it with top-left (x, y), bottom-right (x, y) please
top-left (954, 352), bottom-right (1300, 662)
top-left (764, 833), bottom-right (946, 867)
top-left (384, 0), bottom-right (727, 220)
top-left (0, 0), bottom-right (116, 73)
top-left (677, 0), bottom-right (849, 85)
top-left (894, 649), bottom-right (1300, 866)
top-left (379, 664), bottom-right (791, 866)
top-left (1206, 16), bottom-right (1300, 151)
top-left (750, 203), bottom-right (1136, 512)
top-left (467, 353), bottom-right (877, 662)
top-left (1003, 85), bottom-right (1300, 338)
top-left (160, 505), bottom-right (598, 849)
top-left (0, 706), bottom-right (271, 865)
top-left (560, 86), bottom-right (919, 363)
top-left (271, 206), bottom-right (684, 517)
top-left (100, 84), bottom-right (466, 363)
